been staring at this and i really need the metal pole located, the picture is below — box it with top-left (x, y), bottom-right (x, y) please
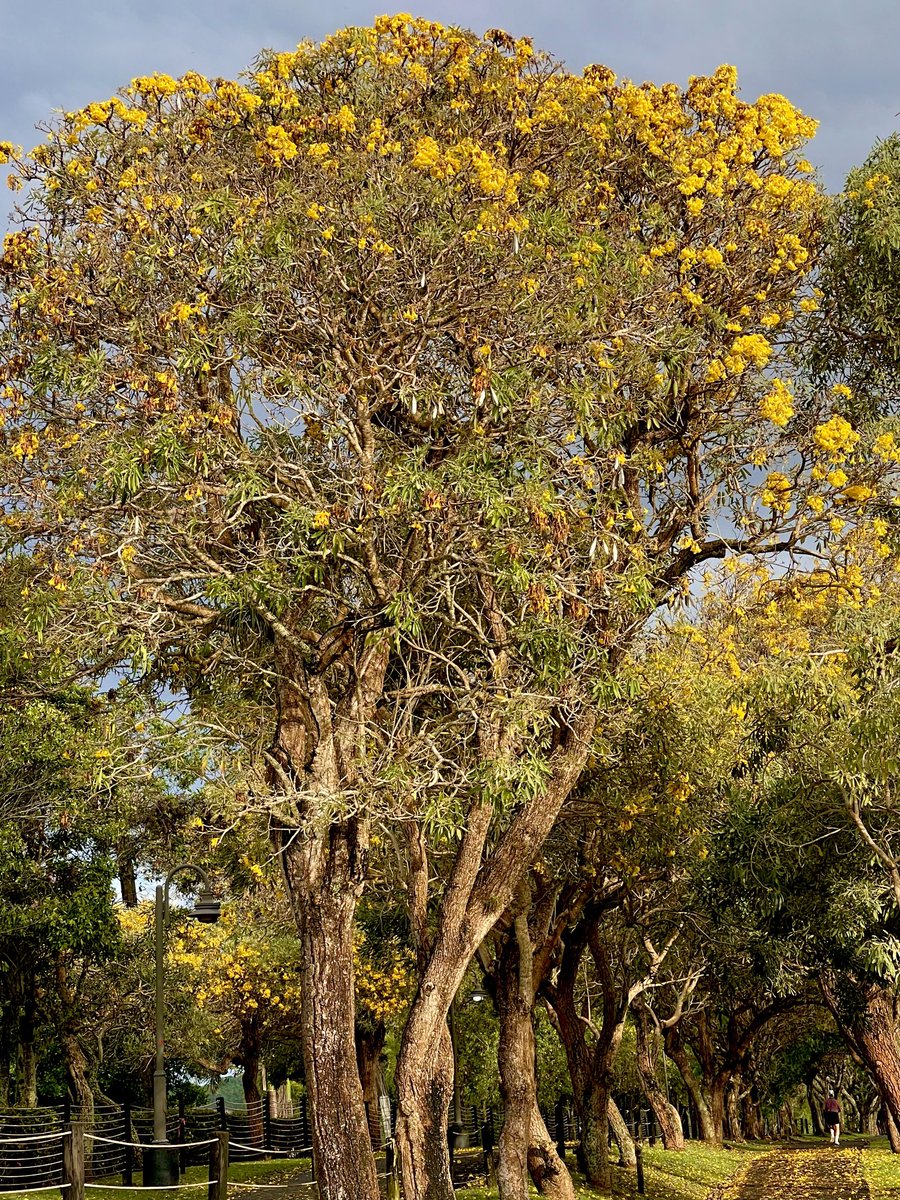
top-left (449, 1000), bottom-right (462, 1130)
top-left (154, 883), bottom-right (167, 1144)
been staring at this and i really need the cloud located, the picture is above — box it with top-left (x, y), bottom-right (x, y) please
top-left (2, 0), bottom-right (899, 208)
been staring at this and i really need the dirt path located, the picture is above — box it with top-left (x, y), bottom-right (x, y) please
top-left (715, 1146), bottom-right (870, 1200)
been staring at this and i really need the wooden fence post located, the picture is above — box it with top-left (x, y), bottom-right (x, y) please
top-left (64, 1122), bottom-right (85, 1200)
top-left (385, 1139), bottom-right (400, 1200)
top-left (635, 1141), bottom-right (645, 1195)
top-left (208, 1130), bottom-right (228, 1200)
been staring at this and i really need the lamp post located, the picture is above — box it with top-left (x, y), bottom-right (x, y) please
top-left (448, 987), bottom-right (490, 1152)
top-left (145, 864), bottom-right (221, 1187)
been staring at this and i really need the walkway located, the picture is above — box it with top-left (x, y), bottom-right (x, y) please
top-left (717, 1146), bottom-right (870, 1200)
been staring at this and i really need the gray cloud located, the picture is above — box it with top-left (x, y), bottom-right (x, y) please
top-left (2, 0), bottom-right (899, 216)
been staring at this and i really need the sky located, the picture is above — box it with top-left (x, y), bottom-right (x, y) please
top-left (1, 0), bottom-right (900, 207)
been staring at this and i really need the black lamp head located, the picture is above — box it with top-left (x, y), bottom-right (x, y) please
top-left (189, 889), bottom-right (222, 924)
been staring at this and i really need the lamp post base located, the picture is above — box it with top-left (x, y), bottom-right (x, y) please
top-left (143, 1144), bottom-right (180, 1186)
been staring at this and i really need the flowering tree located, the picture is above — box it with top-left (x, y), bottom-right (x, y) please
top-left (0, 17), bottom-right (893, 1198)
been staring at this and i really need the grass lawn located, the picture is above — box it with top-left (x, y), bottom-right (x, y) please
top-left (457, 1140), bottom-right (769, 1199)
top-left (860, 1136), bottom-right (900, 1200)
top-left (0, 1157), bottom-right (313, 1200)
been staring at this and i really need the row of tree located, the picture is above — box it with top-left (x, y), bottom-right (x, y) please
top-left (2, 17), bottom-right (900, 1200)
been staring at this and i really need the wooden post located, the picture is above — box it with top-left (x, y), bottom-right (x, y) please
top-left (179, 1097), bottom-right (188, 1172)
top-left (384, 1139), bottom-right (400, 1200)
top-left (208, 1130), bottom-right (228, 1200)
top-left (636, 1141), bottom-right (645, 1195)
top-left (262, 1092), bottom-right (272, 1152)
top-left (123, 1099), bottom-right (133, 1187)
top-left (64, 1122), bottom-right (85, 1200)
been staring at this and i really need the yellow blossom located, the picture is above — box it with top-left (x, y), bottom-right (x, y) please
top-left (759, 378), bottom-right (794, 426)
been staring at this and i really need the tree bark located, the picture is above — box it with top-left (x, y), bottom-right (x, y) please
top-left (805, 1072), bottom-right (823, 1137)
top-left (62, 1032), bottom-right (94, 1123)
top-left (15, 994), bottom-right (38, 1109)
top-left (664, 1028), bottom-right (716, 1144)
top-left (607, 1099), bottom-right (636, 1168)
top-left (709, 1076), bottom-right (727, 1145)
top-left (355, 1020), bottom-right (386, 1111)
top-left (282, 840), bottom-right (381, 1199)
top-left (395, 710), bottom-right (596, 1200)
top-left (884, 1105), bottom-right (900, 1152)
top-left (117, 847), bottom-right (138, 909)
top-left (822, 976), bottom-right (900, 1146)
top-left (726, 1077), bottom-right (745, 1143)
top-left (270, 634), bottom-right (389, 1200)
top-left (527, 1103), bottom-right (575, 1200)
top-left (545, 919), bottom-right (626, 1192)
top-left (496, 922), bottom-right (534, 1200)
top-left (633, 999), bottom-right (683, 1150)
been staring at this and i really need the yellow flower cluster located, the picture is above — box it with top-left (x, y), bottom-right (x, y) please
top-left (814, 415), bottom-right (859, 460)
top-left (759, 378), bottom-right (794, 426)
top-left (259, 124), bottom-right (298, 166)
top-left (760, 471), bottom-right (792, 512)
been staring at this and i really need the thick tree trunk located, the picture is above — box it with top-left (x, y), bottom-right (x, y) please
top-left (117, 847), bottom-right (138, 908)
top-left (289, 863), bottom-right (380, 1200)
top-left (396, 712), bottom-right (596, 1200)
top-left (805, 1073), bottom-right (823, 1137)
top-left (665, 1030), bottom-right (717, 1144)
top-left (394, 1010), bottom-right (456, 1200)
top-left (884, 1105), bottom-right (900, 1152)
top-left (527, 1103), bottom-right (575, 1200)
top-left (708, 1075), bottom-right (727, 1145)
top-left (270, 638), bottom-right (389, 1200)
top-left (743, 1095), bottom-right (762, 1142)
top-left (355, 1020), bottom-right (386, 1111)
top-left (15, 1038), bottom-right (37, 1108)
top-left (607, 1099), bottom-right (636, 1168)
top-left (726, 1078), bottom-right (745, 1143)
top-left (633, 1001), bottom-right (683, 1150)
top-left (823, 977), bottom-right (900, 1143)
top-left (578, 1080), bottom-right (612, 1191)
top-left (62, 1032), bottom-right (94, 1123)
top-left (496, 929), bottom-right (534, 1200)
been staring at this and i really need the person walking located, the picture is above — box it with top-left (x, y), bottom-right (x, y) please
top-left (823, 1091), bottom-right (841, 1146)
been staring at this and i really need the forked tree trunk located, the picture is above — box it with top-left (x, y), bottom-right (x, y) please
top-left (607, 1099), bottom-right (636, 1167)
top-left (62, 1032), bottom-right (94, 1123)
top-left (633, 1000), bottom-right (683, 1150)
top-left (395, 711), bottom-right (596, 1200)
top-left (664, 1028), bottom-right (716, 1144)
top-left (527, 1103), bottom-right (575, 1200)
